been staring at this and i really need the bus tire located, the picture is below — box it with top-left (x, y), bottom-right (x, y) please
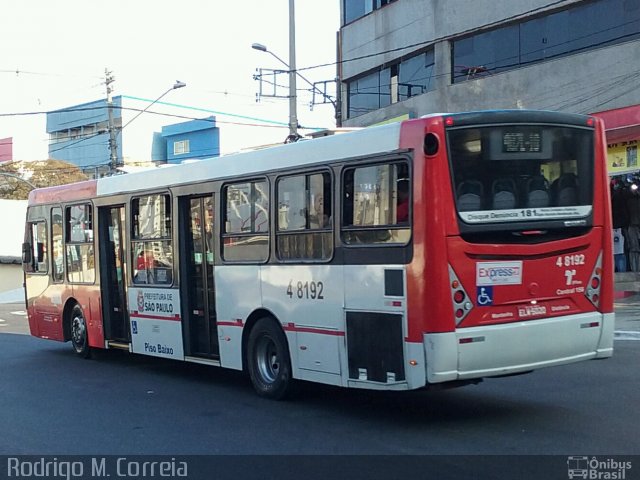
top-left (70, 304), bottom-right (91, 359)
top-left (246, 318), bottom-right (293, 400)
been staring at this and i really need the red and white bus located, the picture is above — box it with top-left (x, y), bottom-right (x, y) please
top-left (22, 110), bottom-right (614, 399)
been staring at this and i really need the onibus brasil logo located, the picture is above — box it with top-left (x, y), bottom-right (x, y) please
top-left (567, 456), bottom-right (632, 479)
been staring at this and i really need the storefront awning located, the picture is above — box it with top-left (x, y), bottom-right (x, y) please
top-left (592, 104), bottom-right (640, 144)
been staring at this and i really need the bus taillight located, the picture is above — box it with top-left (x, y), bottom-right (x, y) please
top-left (449, 265), bottom-right (472, 325)
top-left (586, 252), bottom-right (603, 308)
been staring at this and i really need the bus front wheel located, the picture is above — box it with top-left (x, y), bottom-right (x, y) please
top-left (70, 304), bottom-right (91, 359)
top-left (247, 318), bottom-right (293, 400)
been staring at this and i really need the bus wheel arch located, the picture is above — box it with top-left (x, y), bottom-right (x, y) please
top-left (242, 311), bottom-right (293, 400)
top-left (62, 298), bottom-right (78, 342)
top-left (65, 300), bottom-right (91, 359)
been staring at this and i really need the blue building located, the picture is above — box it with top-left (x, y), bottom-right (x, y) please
top-left (154, 116), bottom-right (220, 164)
top-left (46, 96), bottom-right (220, 176)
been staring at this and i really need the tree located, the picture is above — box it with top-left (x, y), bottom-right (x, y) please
top-left (0, 160), bottom-right (88, 200)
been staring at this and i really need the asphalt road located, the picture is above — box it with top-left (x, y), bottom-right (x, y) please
top-left (0, 303), bottom-right (638, 457)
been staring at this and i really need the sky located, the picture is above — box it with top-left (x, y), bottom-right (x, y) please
top-left (1, 0), bottom-right (340, 160)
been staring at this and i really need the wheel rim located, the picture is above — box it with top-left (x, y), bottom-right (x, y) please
top-left (255, 334), bottom-right (280, 384)
top-left (71, 314), bottom-right (86, 349)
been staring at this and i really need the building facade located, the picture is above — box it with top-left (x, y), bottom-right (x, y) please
top-left (156, 116), bottom-right (220, 164)
top-left (339, 0), bottom-right (640, 129)
top-left (46, 96), bottom-right (220, 176)
top-left (0, 137), bottom-right (13, 163)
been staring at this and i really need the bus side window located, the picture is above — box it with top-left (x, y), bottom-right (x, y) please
top-left (276, 171), bottom-right (333, 261)
top-left (341, 161), bottom-right (411, 245)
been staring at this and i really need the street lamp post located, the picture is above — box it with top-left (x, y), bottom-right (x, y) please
top-left (121, 81), bottom-right (187, 131)
top-left (110, 80), bottom-right (187, 174)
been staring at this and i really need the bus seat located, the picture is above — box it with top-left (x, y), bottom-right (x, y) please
top-left (492, 178), bottom-right (517, 210)
top-left (553, 173), bottom-right (578, 206)
top-left (526, 175), bottom-right (550, 208)
top-left (456, 180), bottom-right (483, 211)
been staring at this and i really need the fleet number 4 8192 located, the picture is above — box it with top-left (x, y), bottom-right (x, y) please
top-left (556, 254), bottom-right (585, 267)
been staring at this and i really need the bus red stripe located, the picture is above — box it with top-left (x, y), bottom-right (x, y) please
top-left (130, 312), bottom-right (181, 321)
top-left (283, 324), bottom-right (345, 336)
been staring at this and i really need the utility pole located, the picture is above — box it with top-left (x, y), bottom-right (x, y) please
top-left (287, 0), bottom-right (299, 142)
top-left (105, 68), bottom-right (118, 173)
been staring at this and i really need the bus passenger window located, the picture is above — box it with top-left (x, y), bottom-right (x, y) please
top-left (131, 194), bottom-right (173, 285)
top-left (51, 207), bottom-right (64, 282)
top-left (65, 204), bottom-right (95, 283)
top-left (276, 171), bottom-right (333, 261)
top-left (222, 180), bottom-right (269, 262)
top-left (342, 162), bottom-right (411, 245)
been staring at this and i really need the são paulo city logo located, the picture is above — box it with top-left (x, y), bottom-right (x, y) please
top-left (137, 290), bottom-right (145, 312)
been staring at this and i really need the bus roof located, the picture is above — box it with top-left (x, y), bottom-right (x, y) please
top-left (97, 121), bottom-right (403, 197)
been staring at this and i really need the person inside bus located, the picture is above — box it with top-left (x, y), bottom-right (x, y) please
top-left (310, 194), bottom-right (330, 228)
top-left (396, 179), bottom-right (410, 223)
top-left (134, 248), bottom-right (155, 284)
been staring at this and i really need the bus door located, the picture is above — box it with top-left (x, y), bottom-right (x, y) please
top-left (98, 205), bottom-right (129, 343)
top-left (179, 195), bottom-right (218, 358)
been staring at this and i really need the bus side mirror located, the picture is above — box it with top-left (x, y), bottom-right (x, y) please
top-left (36, 242), bottom-right (45, 263)
top-left (22, 242), bottom-right (32, 265)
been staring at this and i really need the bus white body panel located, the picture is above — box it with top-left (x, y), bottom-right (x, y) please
top-left (261, 264), bottom-right (344, 383)
top-left (127, 286), bottom-right (184, 360)
top-left (424, 312), bottom-right (614, 383)
top-left (214, 264), bottom-right (411, 387)
top-left (215, 265), bottom-right (263, 370)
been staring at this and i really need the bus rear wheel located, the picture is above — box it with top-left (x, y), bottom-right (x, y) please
top-left (247, 318), bottom-right (293, 400)
top-left (70, 304), bottom-right (91, 358)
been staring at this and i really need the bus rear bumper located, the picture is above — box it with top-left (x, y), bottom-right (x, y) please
top-left (424, 312), bottom-right (614, 384)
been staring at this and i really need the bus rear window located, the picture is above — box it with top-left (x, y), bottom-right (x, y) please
top-left (448, 125), bottom-right (594, 226)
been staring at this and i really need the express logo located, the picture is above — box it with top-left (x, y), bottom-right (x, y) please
top-left (137, 290), bottom-right (145, 312)
top-left (476, 261), bottom-right (523, 286)
top-left (478, 267), bottom-right (521, 279)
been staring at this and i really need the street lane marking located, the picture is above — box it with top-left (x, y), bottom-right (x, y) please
top-left (614, 331), bottom-right (640, 341)
top-left (10, 311), bottom-right (27, 316)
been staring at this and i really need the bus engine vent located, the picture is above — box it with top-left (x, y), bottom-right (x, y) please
top-left (449, 265), bottom-right (472, 325)
top-left (585, 252), bottom-right (603, 308)
top-left (346, 312), bottom-right (405, 383)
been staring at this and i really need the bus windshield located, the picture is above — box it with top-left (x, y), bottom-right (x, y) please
top-left (448, 124), bottom-right (594, 228)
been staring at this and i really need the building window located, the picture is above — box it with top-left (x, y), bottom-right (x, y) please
top-left (174, 140), bottom-right (190, 155)
top-left (398, 50), bottom-right (435, 101)
top-left (347, 68), bottom-right (391, 118)
top-left (342, 161), bottom-right (410, 245)
top-left (347, 50), bottom-right (434, 118)
top-left (452, 0), bottom-right (640, 83)
top-left (343, 0), bottom-right (397, 25)
top-left (51, 207), bottom-right (64, 283)
top-left (222, 180), bottom-right (270, 262)
top-left (276, 172), bottom-right (333, 261)
top-left (132, 194), bottom-right (173, 285)
top-left (25, 221), bottom-right (48, 274)
top-left (65, 204), bottom-right (95, 283)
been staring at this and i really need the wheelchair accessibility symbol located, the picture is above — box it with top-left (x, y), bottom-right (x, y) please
top-left (476, 286), bottom-right (493, 306)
